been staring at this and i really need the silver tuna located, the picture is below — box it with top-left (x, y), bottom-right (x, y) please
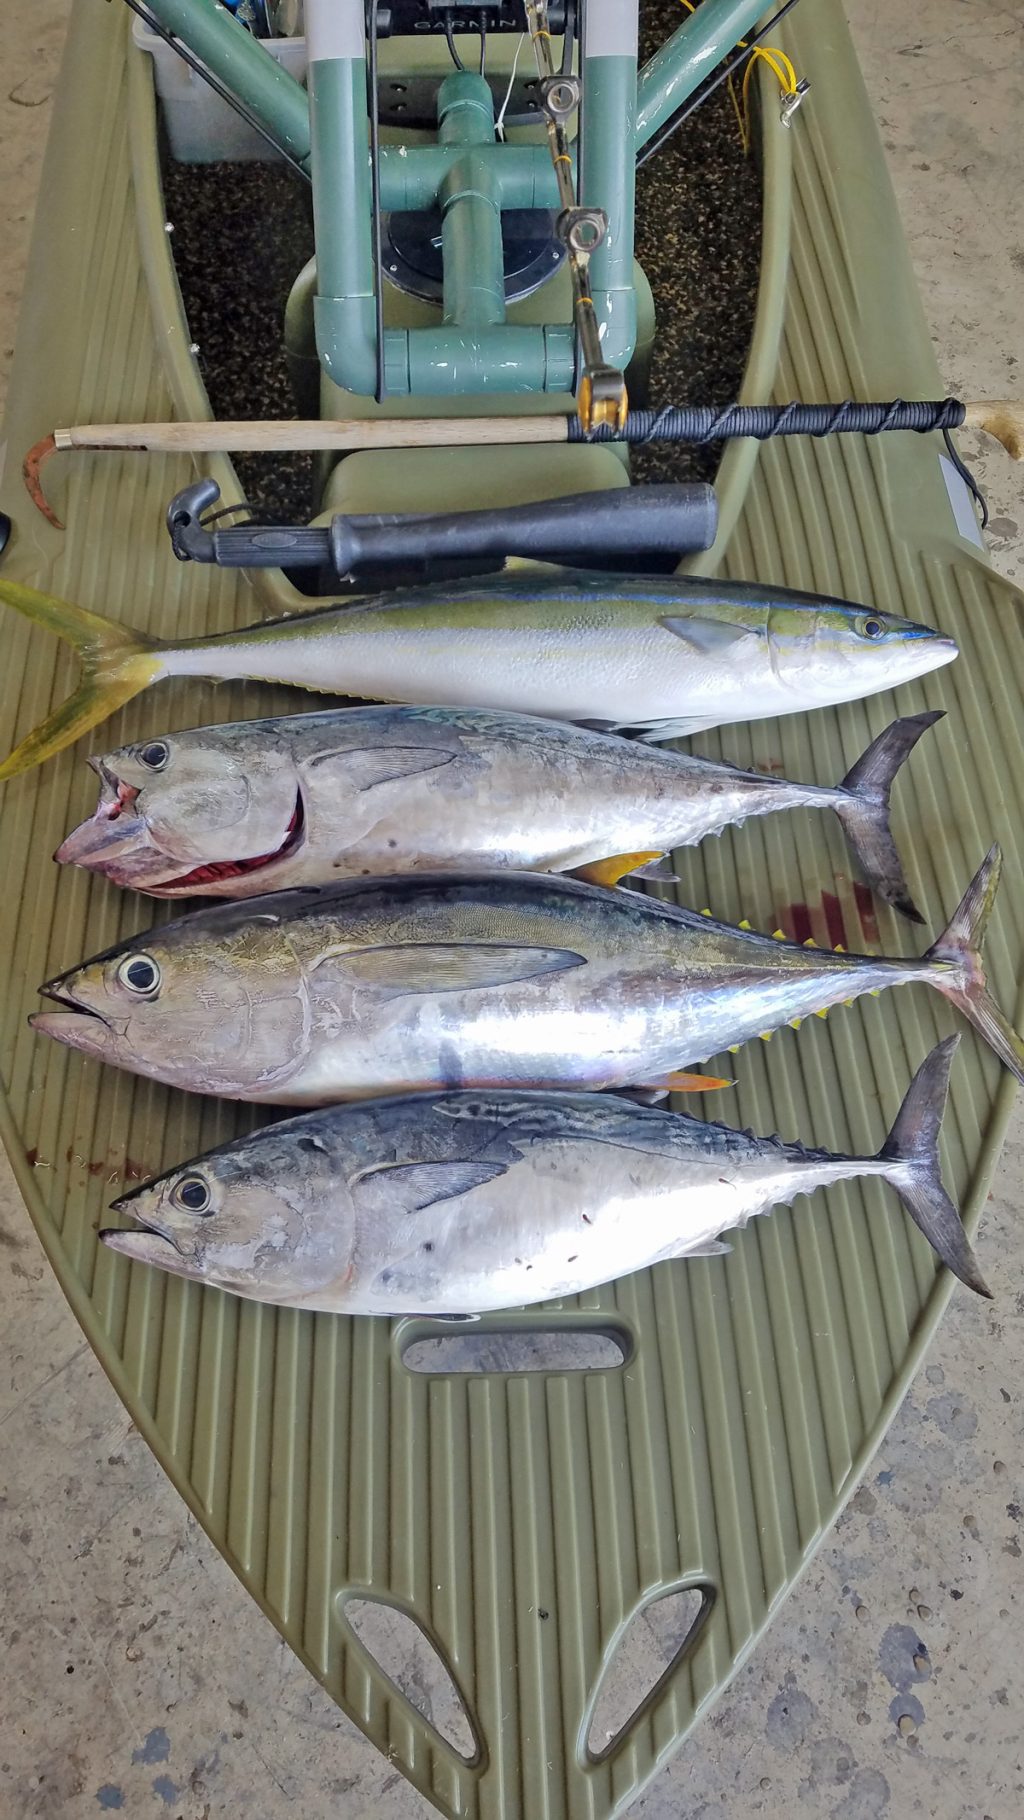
top-left (33, 847), bottom-right (1024, 1101)
top-left (56, 705), bottom-right (941, 921)
top-left (99, 1038), bottom-right (989, 1311)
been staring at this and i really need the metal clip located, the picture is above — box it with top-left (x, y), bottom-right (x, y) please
top-left (556, 206), bottom-right (608, 256)
top-left (541, 73), bottom-right (580, 126)
top-left (578, 366), bottom-right (629, 434)
top-left (780, 78), bottom-right (811, 127)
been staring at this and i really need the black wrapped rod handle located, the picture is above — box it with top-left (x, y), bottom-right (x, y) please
top-left (166, 478), bottom-right (719, 575)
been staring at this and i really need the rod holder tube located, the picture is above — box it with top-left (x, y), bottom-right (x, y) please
top-left (438, 74), bottom-right (506, 329)
top-left (308, 46), bottom-right (379, 396)
top-left (580, 10), bottom-right (639, 372)
top-left (635, 0), bottom-right (769, 147)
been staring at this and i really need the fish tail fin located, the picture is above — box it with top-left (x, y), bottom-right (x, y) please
top-left (877, 1034), bottom-right (990, 1296)
top-left (923, 844), bottom-right (1024, 1085)
top-left (0, 580), bottom-right (164, 781)
top-left (833, 711), bottom-right (944, 922)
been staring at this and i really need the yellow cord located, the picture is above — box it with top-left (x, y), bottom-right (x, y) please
top-left (676, 0), bottom-right (801, 155)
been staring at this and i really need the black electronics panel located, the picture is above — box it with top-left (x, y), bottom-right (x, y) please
top-left (375, 3), bottom-right (566, 36)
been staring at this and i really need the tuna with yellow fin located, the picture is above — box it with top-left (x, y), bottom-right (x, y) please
top-left (33, 849), bottom-right (1024, 1104)
top-left (57, 702), bottom-right (941, 922)
top-left (0, 566), bottom-right (958, 779)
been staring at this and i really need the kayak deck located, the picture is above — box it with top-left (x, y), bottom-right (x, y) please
top-left (1, 4), bottom-right (1022, 1819)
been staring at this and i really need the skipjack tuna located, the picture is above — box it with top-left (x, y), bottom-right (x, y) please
top-left (34, 848), bottom-right (1023, 1102)
top-left (100, 1038), bottom-right (990, 1312)
top-left (58, 703), bottom-right (941, 921)
top-left (0, 568), bottom-right (957, 777)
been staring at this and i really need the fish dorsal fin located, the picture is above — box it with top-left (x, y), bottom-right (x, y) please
top-left (659, 615), bottom-right (758, 654)
top-left (307, 746), bottom-right (456, 791)
top-left (351, 1159), bottom-right (510, 1218)
top-left (323, 941), bottom-right (586, 996)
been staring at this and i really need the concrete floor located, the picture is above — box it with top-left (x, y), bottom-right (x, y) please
top-left (1, 4), bottom-right (1022, 1817)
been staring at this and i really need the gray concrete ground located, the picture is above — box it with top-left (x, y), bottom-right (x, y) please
top-left (1, 4), bottom-right (1022, 1816)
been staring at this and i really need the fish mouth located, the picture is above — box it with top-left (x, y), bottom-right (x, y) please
top-left (104, 1179), bottom-right (185, 1255)
top-left (152, 789), bottom-right (306, 894)
top-left (99, 1217), bottom-right (184, 1261)
top-left (30, 980), bottom-right (123, 1043)
top-left (55, 768), bottom-right (143, 867)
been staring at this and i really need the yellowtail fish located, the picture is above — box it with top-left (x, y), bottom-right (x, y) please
top-left (0, 570), bottom-right (957, 779)
top-left (57, 704), bottom-right (941, 921)
top-left (33, 848), bottom-right (1023, 1103)
top-left (99, 1038), bottom-right (990, 1311)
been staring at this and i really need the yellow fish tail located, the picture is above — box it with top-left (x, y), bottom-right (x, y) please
top-left (0, 580), bottom-right (164, 780)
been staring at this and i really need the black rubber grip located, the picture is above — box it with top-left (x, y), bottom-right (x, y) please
top-left (570, 399), bottom-right (967, 445)
top-left (328, 484), bottom-right (718, 571)
top-left (167, 480), bottom-right (719, 572)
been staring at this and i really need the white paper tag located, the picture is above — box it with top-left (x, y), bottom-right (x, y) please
top-left (583, 0), bottom-right (640, 58)
top-left (939, 453), bottom-right (985, 549)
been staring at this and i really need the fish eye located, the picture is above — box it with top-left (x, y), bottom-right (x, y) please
top-left (173, 1173), bottom-right (211, 1215)
top-left (138, 740), bottom-right (169, 771)
top-left (856, 615), bottom-right (885, 640)
top-left (118, 953), bottom-right (161, 995)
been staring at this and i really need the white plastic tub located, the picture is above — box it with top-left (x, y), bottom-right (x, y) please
top-left (132, 17), bottom-right (307, 162)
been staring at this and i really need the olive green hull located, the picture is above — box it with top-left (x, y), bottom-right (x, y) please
top-left (1, 6), bottom-right (1022, 1819)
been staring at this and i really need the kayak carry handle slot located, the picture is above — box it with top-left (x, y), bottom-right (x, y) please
top-left (165, 478), bottom-right (719, 576)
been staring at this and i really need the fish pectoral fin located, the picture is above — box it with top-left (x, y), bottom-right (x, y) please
top-left (659, 615), bottom-right (759, 654)
top-left (642, 1070), bottom-right (734, 1094)
top-left (571, 850), bottom-right (664, 889)
top-left (352, 1158), bottom-right (510, 1218)
top-left (622, 717), bottom-right (722, 742)
top-left (684, 1238), bottom-right (732, 1258)
top-left (330, 941), bottom-right (586, 996)
top-left (308, 745), bottom-right (457, 791)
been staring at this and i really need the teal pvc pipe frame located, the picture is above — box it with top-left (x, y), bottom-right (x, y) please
top-left (437, 74), bottom-right (506, 329)
top-left (635, 0), bottom-right (777, 144)
top-left (137, 0), bottom-right (771, 397)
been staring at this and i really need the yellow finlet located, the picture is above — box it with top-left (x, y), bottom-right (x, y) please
top-left (833, 943), bottom-right (845, 953)
top-left (772, 928), bottom-right (786, 940)
top-left (758, 1031), bottom-right (773, 1042)
top-left (701, 907), bottom-right (712, 917)
top-left (789, 1017), bottom-right (803, 1030)
top-left (803, 937), bottom-right (818, 948)
top-left (571, 850), bottom-right (663, 889)
top-left (815, 1008), bottom-right (829, 1019)
top-left (738, 918), bottom-right (752, 931)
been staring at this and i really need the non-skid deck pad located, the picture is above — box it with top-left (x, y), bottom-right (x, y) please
top-left (0, 4), bottom-right (1021, 1817)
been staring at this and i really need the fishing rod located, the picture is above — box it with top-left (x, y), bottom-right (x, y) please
top-left (22, 398), bottom-right (1022, 528)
